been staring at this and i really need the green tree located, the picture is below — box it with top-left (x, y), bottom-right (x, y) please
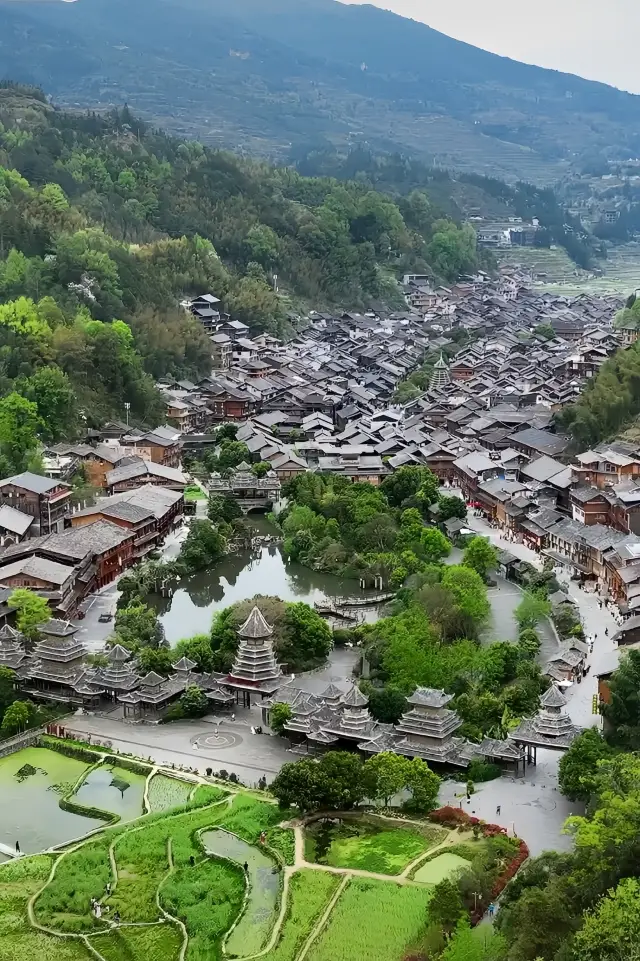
top-left (252, 461), bottom-right (272, 478)
top-left (382, 466), bottom-right (439, 509)
top-left (420, 527), bottom-right (451, 563)
top-left (1, 700), bottom-right (31, 735)
top-left (534, 323), bottom-right (556, 341)
top-left (179, 685), bottom-right (209, 718)
top-left (0, 392), bottom-right (43, 473)
top-left (114, 602), bottom-right (165, 650)
top-left (405, 757), bottom-right (441, 811)
top-left (208, 495), bottom-right (242, 524)
top-left (270, 758), bottom-right (325, 812)
top-left (440, 920), bottom-right (506, 961)
top-left (572, 878), bottom-right (640, 961)
top-left (173, 634), bottom-right (214, 672)
top-left (429, 878), bottom-right (467, 932)
top-left (558, 728), bottom-right (615, 802)
top-left (603, 649), bottom-right (640, 749)
top-left (318, 751), bottom-right (366, 809)
top-left (19, 366), bottom-right (77, 441)
top-left (515, 592), bottom-right (552, 631)
top-left (441, 565), bottom-right (490, 625)
top-left (216, 424), bottom-right (238, 443)
top-left (280, 602), bottom-right (332, 669)
top-left (438, 495), bottom-right (467, 521)
top-left (269, 702), bottom-right (293, 735)
top-left (462, 536), bottom-right (498, 580)
top-left (0, 665), bottom-right (16, 724)
top-left (8, 588), bottom-right (50, 640)
top-left (217, 441), bottom-right (252, 471)
top-left (516, 628), bottom-right (541, 660)
top-left (179, 520), bottom-right (226, 572)
top-left (136, 646), bottom-right (174, 676)
top-left (364, 751), bottom-right (411, 807)
top-left (368, 686), bottom-right (406, 724)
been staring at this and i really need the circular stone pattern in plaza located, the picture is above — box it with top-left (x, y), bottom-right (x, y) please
top-left (192, 731), bottom-right (243, 750)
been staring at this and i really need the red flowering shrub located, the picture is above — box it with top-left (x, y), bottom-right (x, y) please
top-left (428, 805), bottom-right (471, 827)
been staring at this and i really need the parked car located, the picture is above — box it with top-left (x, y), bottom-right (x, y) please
top-left (98, 612), bottom-right (113, 623)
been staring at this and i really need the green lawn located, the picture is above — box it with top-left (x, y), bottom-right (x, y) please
top-left (306, 877), bottom-right (433, 961)
top-left (184, 485), bottom-right (207, 502)
top-left (304, 818), bottom-right (446, 875)
top-left (413, 853), bottom-right (472, 885)
top-left (262, 870), bottom-right (339, 961)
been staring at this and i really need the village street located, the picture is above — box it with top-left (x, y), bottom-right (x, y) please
top-left (465, 513), bottom-right (619, 728)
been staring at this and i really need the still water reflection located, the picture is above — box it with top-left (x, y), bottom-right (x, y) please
top-left (149, 517), bottom-right (367, 644)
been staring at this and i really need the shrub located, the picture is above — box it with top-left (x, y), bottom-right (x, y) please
top-left (467, 759), bottom-right (501, 782)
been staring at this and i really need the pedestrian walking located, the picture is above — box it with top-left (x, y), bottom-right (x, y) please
top-left (113, 911), bottom-right (120, 924)
top-left (605, 628), bottom-right (609, 636)
top-left (488, 903), bottom-right (495, 918)
top-left (15, 841), bottom-right (20, 854)
top-left (106, 882), bottom-right (111, 896)
top-left (243, 861), bottom-right (248, 873)
top-left (496, 805), bottom-right (501, 815)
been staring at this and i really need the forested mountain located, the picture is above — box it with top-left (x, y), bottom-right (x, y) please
top-left (0, 83), bottom-right (479, 460)
top-left (1, 0), bottom-right (640, 183)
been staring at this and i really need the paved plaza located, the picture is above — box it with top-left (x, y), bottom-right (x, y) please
top-left (63, 521), bottom-right (617, 857)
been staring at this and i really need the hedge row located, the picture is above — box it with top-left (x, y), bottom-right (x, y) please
top-left (104, 754), bottom-right (153, 776)
top-left (39, 735), bottom-right (100, 765)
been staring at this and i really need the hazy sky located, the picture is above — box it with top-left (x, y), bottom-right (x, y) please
top-left (340, 0), bottom-right (640, 93)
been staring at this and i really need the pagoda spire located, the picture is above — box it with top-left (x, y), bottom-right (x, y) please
top-left (430, 353), bottom-right (451, 390)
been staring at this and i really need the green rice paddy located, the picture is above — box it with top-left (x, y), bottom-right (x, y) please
top-left (306, 877), bottom-right (434, 961)
top-left (0, 741), bottom-right (524, 961)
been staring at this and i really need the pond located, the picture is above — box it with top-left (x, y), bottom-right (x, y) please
top-left (201, 827), bottom-right (280, 956)
top-left (0, 747), bottom-right (105, 854)
top-left (73, 765), bottom-right (146, 820)
top-left (150, 516), bottom-right (375, 644)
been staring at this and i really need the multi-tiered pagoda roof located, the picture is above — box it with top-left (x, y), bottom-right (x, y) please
top-left (509, 684), bottom-right (583, 750)
top-left (0, 624), bottom-right (27, 670)
top-left (225, 606), bottom-right (284, 694)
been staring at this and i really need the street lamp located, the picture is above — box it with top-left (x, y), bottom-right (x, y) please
top-left (124, 402), bottom-right (131, 428)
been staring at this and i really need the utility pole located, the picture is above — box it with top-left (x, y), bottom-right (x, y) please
top-left (124, 402), bottom-right (131, 428)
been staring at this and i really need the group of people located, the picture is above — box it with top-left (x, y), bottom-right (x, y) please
top-left (90, 881), bottom-right (120, 924)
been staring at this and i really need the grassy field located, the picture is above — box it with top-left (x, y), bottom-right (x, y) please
top-left (304, 818), bottom-right (446, 875)
top-left (183, 485), bottom-right (207, 502)
top-left (262, 871), bottom-right (340, 961)
top-left (413, 853), bottom-right (472, 885)
top-left (0, 857), bottom-right (89, 961)
top-left (306, 877), bottom-right (433, 961)
top-left (89, 924), bottom-right (183, 961)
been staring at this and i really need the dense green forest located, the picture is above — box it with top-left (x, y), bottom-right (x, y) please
top-left (556, 313), bottom-right (640, 448)
top-left (294, 149), bottom-right (602, 268)
top-left (0, 83), bottom-right (481, 454)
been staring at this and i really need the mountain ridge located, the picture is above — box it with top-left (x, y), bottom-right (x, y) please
top-left (1, 0), bottom-right (638, 182)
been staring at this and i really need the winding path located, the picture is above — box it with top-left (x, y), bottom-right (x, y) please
top-left (25, 769), bottom-right (452, 961)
